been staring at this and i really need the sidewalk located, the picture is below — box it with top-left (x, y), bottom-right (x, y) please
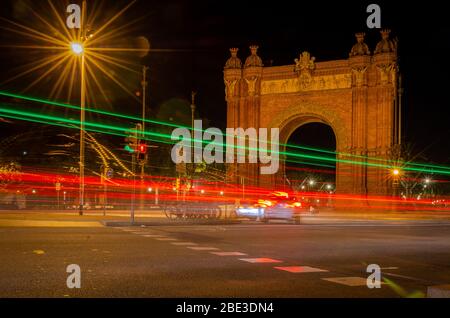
top-left (316, 208), bottom-right (450, 221)
top-left (1, 208), bottom-right (450, 227)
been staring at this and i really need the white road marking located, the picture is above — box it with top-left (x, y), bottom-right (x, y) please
top-left (171, 242), bottom-right (198, 246)
top-left (187, 247), bottom-right (220, 251)
top-left (322, 277), bottom-right (382, 286)
top-left (142, 234), bottom-right (166, 238)
top-left (239, 258), bottom-right (283, 264)
top-left (427, 285), bottom-right (450, 298)
top-left (383, 272), bottom-right (427, 282)
top-left (210, 252), bottom-right (247, 256)
top-left (274, 266), bottom-right (328, 273)
top-left (155, 238), bottom-right (177, 241)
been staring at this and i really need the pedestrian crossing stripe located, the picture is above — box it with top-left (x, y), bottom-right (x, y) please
top-left (322, 277), bottom-right (379, 286)
top-left (187, 246), bottom-right (220, 251)
top-left (171, 242), bottom-right (198, 246)
top-left (274, 266), bottom-right (328, 273)
top-left (210, 252), bottom-right (247, 256)
top-left (239, 258), bottom-right (283, 264)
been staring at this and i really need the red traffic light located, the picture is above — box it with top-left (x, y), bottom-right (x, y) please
top-left (138, 143), bottom-right (147, 154)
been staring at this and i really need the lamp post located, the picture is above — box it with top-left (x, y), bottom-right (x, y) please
top-left (70, 40), bottom-right (85, 215)
top-left (70, 1), bottom-right (87, 216)
top-left (190, 91), bottom-right (196, 162)
top-left (139, 66), bottom-right (149, 211)
top-left (392, 168), bottom-right (401, 199)
top-left (190, 91), bottom-right (196, 196)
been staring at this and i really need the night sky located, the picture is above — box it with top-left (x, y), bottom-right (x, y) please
top-left (1, 0), bottom-right (449, 164)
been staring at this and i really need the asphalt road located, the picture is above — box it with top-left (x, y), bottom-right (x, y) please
top-left (1, 220), bottom-right (450, 297)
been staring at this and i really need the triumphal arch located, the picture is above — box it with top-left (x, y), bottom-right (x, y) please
top-left (224, 30), bottom-right (401, 195)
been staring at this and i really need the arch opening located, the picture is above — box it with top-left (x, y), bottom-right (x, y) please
top-left (284, 122), bottom-right (337, 193)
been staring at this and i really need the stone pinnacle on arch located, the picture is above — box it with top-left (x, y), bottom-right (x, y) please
top-left (224, 47), bottom-right (242, 69)
top-left (349, 32), bottom-right (370, 57)
top-left (244, 45), bottom-right (263, 68)
top-left (374, 29), bottom-right (397, 54)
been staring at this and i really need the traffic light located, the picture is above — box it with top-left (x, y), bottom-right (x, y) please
top-left (124, 135), bottom-right (137, 153)
top-left (124, 124), bottom-right (142, 153)
top-left (138, 143), bottom-right (147, 154)
top-left (137, 143), bottom-right (147, 161)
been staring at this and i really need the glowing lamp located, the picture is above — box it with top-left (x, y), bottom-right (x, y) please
top-left (70, 42), bottom-right (84, 55)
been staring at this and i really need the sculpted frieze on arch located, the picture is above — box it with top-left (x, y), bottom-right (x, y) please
top-left (260, 73), bottom-right (352, 95)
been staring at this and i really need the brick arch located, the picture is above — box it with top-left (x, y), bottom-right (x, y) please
top-left (224, 44), bottom-right (399, 195)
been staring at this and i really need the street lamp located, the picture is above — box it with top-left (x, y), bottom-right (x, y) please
top-left (70, 1), bottom-right (87, 216)
top-left (309, 180), bottom-right (315, 186)
top-left (392, 168), bottom-right (400, 176)
top-left (425, 178), bottom-right (431, 184)
top-left (70, 42), bottom-right (84, 55)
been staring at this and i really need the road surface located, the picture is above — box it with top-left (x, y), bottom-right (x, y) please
top-left (0, 218), bottom-right (449, 297)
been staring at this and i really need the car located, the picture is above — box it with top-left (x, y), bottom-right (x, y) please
top-left (235, 192), bottom-right (315, 224)
top-left (260, 195), bottom-right (304, 224)
top-left (262, 198), bottom-right (299, 224)
top-left (235, 199), bottom-right (265, 220)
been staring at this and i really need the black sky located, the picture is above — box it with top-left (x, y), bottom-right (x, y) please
top-left (1, 0), bottom-right (449, 164)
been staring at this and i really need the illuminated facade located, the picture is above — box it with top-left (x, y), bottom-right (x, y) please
top-left (224, 30), bottom-right (401, 195)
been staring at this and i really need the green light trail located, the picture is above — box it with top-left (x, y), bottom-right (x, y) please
top-left (3, 113), bottom-right (337, 170)
top-left (0, 91), bottom-right (187, 129)
top-left (1, 106), bottom-right (449, 176)
top-left (2, 91), bottom-right (449, 173)
top-left (0, 108), bottom-right (176, 146)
